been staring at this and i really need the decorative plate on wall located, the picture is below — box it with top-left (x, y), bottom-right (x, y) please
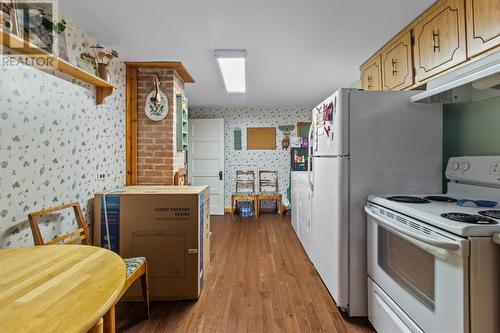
top-left (144, 90), bottom-right (168, 121)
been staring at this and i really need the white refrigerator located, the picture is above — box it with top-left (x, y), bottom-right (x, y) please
top-left (307, 89), bottom-right (442, 316)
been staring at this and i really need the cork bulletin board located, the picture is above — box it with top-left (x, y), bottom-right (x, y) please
top-left (247, 127), bottom-right (276, 150)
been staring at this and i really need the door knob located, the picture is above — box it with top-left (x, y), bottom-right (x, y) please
top-left (219, 171), bottom-right (223, 180)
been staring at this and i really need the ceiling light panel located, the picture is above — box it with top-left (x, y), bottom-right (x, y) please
top-left (214, 49), bottom-right (247, 93)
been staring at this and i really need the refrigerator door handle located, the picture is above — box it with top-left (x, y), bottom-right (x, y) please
top-left (308, 156), bottom-right (314, 192)
top-left (309, 115), bottom-right (315, 156)
top-left (308, 122), bottom-right (314, 192)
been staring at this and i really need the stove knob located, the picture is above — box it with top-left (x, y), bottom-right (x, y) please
top-left (451, 161), bottom-right (460, 170)
top-left (460, 161), bottom-right (470, 171)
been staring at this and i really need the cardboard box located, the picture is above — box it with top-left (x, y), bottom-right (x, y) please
top-left (94, 186), bottom-right (210, 300)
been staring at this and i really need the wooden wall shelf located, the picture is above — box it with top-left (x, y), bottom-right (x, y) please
top-left (125, 61), bottom-right (195, 83)
top-left (1, 30), bottom-right (116, 105)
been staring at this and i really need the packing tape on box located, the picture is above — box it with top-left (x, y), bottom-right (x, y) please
top-left (102, 192), bottom-right (112, 250)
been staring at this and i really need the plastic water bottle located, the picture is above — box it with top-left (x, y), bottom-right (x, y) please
top-left (241, 203), bottom-right (252, 217)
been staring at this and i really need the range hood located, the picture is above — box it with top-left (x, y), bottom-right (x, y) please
top-left (411, 51), bottom-right (500, 103)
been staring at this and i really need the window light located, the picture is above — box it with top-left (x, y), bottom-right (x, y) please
top-left (214, 49), bottom-right (247, 93)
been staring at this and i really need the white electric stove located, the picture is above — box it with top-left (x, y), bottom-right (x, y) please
top-left (365, 156), bottom-right (500, 333)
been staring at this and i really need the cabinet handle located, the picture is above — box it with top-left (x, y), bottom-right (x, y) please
top-left (391, 59), bottom-right (397, 76)
top-left (432, 30), bottom-right (440, 52)
top-left (367, 75), bottom-right (373, 82)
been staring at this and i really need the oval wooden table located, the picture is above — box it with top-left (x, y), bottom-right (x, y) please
top-left (0, 245), bottom-right (126, 333)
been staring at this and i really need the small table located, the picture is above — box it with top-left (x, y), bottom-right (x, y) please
top-left (231, 193), bottom-right (260, 218)
top-left (0, 245), bottom-right (126, 333)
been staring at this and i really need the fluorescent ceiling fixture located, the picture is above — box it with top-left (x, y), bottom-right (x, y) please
top-left (214, 49), bottom-right (247, 93)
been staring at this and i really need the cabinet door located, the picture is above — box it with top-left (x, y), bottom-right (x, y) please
top-left (381, 32), bottom-right (414, 91)
top-left (466, 0), bottom-right (500, 58)
top-left (414, 0), bottom-right (467, 83)
top-left (360, 54), bottom-right (382, 91)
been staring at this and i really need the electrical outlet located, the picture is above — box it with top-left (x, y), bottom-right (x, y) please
top-left (97, 172), bottom-right (106, 181)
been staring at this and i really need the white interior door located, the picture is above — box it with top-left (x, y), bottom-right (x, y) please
top-left (188, 119), bottom-right (225, 215)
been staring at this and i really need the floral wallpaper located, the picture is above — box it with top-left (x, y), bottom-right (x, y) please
top-left (189, 107), bottom-right (311, 208)
top-left (0, 21), bottom-right (126, 248)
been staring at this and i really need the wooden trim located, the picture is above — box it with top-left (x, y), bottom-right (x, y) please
top-left (296, 121), bottom-right (312, 136)
top-left (126, 66), bottom-right (138, 185)
top-left (125, 61), bottom-right (195, 83)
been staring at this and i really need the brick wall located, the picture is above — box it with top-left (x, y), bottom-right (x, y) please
top-left (136, 68), bottom-right (185, 185)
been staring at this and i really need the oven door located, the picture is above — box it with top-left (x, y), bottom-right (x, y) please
top-left (365, 204), bottom-right (469, 333)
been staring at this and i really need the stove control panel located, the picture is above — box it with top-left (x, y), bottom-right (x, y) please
top-left (446, 156), bottom-right (500, 186)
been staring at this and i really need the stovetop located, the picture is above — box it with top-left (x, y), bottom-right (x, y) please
top-left (368, 156), bottom-right (500, 237)
top-left (368, 194), bottom-right (500, 237)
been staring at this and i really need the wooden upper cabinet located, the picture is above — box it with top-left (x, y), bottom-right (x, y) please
top-left (381, 31), bottom-right (414, 91)
top-left (360, 54), bottom-right (382, 91)
top-left (466, 0), bottom-right (500, 58)
top-left (413, 0), bottom-right (467, 83)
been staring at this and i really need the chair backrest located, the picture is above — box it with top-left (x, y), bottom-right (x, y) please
top-left (174, 168), bottom-right (187, 185)
top-left (28, 202), bottom-right (91, 246)
top-left (236, 170), bottom-right (255, 193)
top-left (259, 170), bottom-right (278, 193)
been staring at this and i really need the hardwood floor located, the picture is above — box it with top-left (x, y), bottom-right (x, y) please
top-left (116, 213), bottom-right (374, 333)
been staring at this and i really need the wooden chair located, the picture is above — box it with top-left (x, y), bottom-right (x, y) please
top-left (258, 170), bottom-right (282, 215)
top-left (174, 168), bottom-right (187, 185)
top-left (236, 170), bottom-right (256, 193)
top-left (231, 170), bottom-right (259, 218)
top-left (28, 202), bottom-right (150, 318)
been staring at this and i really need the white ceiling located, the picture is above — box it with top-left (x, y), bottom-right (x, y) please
top-left (59, 0), bottom-right (434, 108)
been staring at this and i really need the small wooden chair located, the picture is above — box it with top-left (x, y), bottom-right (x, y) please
top-left (258, 170), bottom-right (282, 215)
top-left (236, 170), bottom-right (256, 193)
top-left (174, 168), bottom-right (187, 185)
top-left (28, 202), bottom-right (150, 318)
top-left (231, 170), bottom-right (259, 218)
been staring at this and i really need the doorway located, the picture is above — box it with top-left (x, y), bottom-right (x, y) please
top-left (188, 119), bottom-right (225, 215)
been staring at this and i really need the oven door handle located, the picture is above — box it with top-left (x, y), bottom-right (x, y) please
top-left (365, 206), bottom-right (461, 251)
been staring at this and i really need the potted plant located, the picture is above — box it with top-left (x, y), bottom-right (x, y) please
top-left (90, 44), bottom-right (118, 82)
